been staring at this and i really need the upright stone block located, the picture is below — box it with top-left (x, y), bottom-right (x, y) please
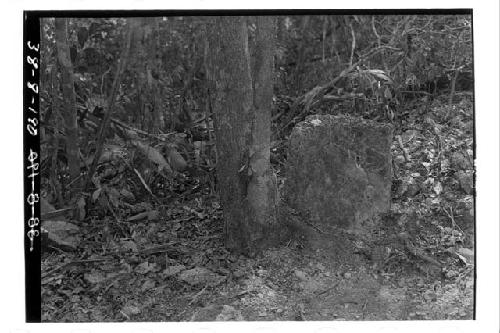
top-left (284, 115), bottom-right (393, 233)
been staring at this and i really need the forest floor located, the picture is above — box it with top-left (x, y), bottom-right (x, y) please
top-left (41, 95), bottom-right (475, 322)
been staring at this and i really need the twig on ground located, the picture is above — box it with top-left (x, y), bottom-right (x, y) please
top-left (41, 207), bottom-right (74, 220)
top-left (315, 281), bottom-right (340, 296)
top-left (304, 220), bottom-right (325, 234)
top-left (112, 117), bottom-right (176, 141)
top-left (348, 19), bottom-right (356, 67)
top-left (442, 206), bottom-right (464, 234)
top-left (133, 167), bottom-right (160, 202)
top-left (188, 284), bottom-right (209, 306)
top-left (361, 298), bottom-right (369, 319)
top-left (403, 239), bottom-right (442, 268)
top-left (396, 135), bottom-right (410, 162)
top-left (42, 258), bottom-right (111, 279)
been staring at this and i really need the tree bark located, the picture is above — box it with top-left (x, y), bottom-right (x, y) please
top-left (54, 18), bottom-right (79, 182)
top-left (247, 16), bottom-right (278, 248)
top-left (129, 18), bottom-right (162, 133)
top-left (143, 17), bottom-right (161, 133)
top-left (295, 16), bottom-right (310, 94)
top-left (206, 16), bottom-right (278, 254)
top-left (448, 68), bottom-right (460, 105)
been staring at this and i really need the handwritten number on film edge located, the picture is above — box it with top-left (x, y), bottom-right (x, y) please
top-left (26, 40), bottom-right (40, 251)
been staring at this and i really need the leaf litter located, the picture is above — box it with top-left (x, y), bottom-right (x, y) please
top-left (41, 97), bottom-right (474, 321)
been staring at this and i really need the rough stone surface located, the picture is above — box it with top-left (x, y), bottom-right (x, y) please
top-left (456, 170), bottom-right (473, 194)
top-left (163, 265), bottom-right (186, 277)
top-left (215, 305), bottom-right (244, 321)
top-left (178, 267), bottom-right (223, 286)
top-left (284, 114), bottom-right (393, 232)
top-left (42, 220), bottom-right (81, 251)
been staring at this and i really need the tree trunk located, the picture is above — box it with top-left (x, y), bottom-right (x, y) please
top-left (54, 18), bottom-right (79, 182)
top-left (449, 68), bottom-right (460, 105)
top-left (143, 17), bottom-right (161, 133)
top-left (295, 16), bottom-right (310, 94)
top-left (247, 16), bottom-right (278, 248)
top-left (129, 18), bottom-right (161, 133)
top-left (206, 16), bottom-right (278, 254)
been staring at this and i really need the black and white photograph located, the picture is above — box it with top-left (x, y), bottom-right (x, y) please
top-left (8, 2), bottom-right (498, 331)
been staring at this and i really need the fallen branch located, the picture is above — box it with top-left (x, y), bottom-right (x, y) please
top-left (133, 167), bottom-right (158, 200)
top-left (404, 239), bottom-right (442, 268)
top-left (442, 206), bottom-right (464, 234)
top-left (303, 220), bottom-right (325, 234)
top-left (281, 45), bottom-right (402, 133)
top-left (348, 19), bottom-right (356, 67)
top-left (188, 284), bottom-right (209, 306)
top-left (41, 207), bottom-right (74, 220)
top-left (42, 258), bottom-right (111, 279)
top-left (112, 117), bottom-right (176, 141)
top-left (399, 90), bottom-right (431, 96)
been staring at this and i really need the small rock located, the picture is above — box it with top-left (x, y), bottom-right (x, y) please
top-left (457, 248), bottom-right (474, 262)
top-left (135, 262), bottom-right (157, 275)
top-left (178, 267), bottom-right (223, 286)
top-left (163, 264), bottom-right (186, 277)
top-left (402, 129), bottom-right (419, 142)
top-left (233, 268), bottom-right (245, 279)
top-left (394, 155), bottom-right (406, 164)
top-left (141, 279), bottom-right (156, 291)
top-left (120, 188), bottom-right (136, 202)
top-left (294, 269), bottom-right (308, 281)
top-left (190, 304), bottom-right (218, 321)
top-left (457, 170), bottom-right (473, 194)
top-left (451, 151), bottom-right (470, 171)
top-left (266, 289), bottom-right (276, 297)
top-left (42, 220), bottom-right (81, 251)
top-left (344, 272), bottom-right (352, 279)
top-left (302, 279), bottom-right (322, 293)
top-left (406, 183), bottom-right (421, 197)
top-left (147, 209), bottom-right (160, 221)
top-left (423, 290), bottom-right (437, 301)
top-left (215, 305), bottom-right (244, 321)
top-left (445, 269), bottom-right (458, 279)
top-left (121, 304), bottom-right (141, 316)
top-left (120, 240), bottom-right (138, 253)
top-left (84, 270), bottom-right (106, 284)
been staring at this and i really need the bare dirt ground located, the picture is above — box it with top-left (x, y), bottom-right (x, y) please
top-left (41, 200), bottom-right (473, 322)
